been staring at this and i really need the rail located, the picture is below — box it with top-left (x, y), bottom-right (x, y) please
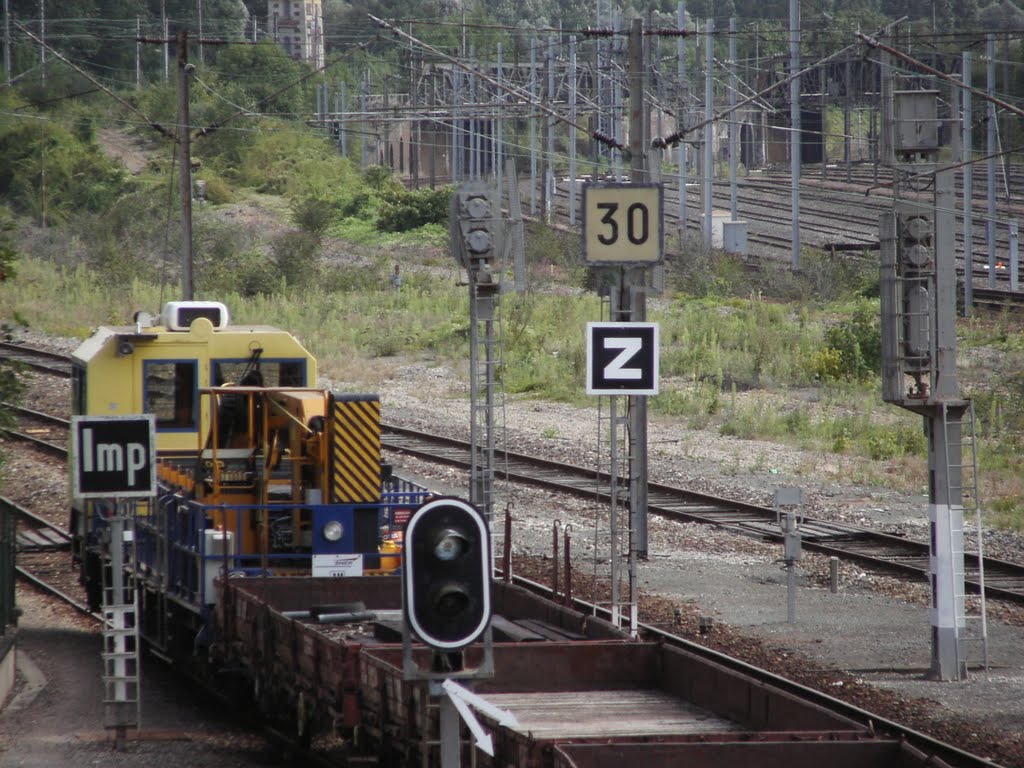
top-left (0, 342), bottom-right (73, 377)
top-left (382, 423), bottom-right (1024, 604)
top-left (1, 404), bottom-right (70, 458)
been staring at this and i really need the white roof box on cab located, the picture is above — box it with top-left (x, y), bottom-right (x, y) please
top-left (161, 301), bottom-right (230, 331)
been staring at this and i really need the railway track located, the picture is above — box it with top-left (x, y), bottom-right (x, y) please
top-left (381, 424), bottom-right (1024, 604)
top-left (546, 169), bottom-right (1024, 309)
top-left (1, 403), bottom-right (70, 456)
top-left (0, 494), bottom-right (70, 553)
top-left (2, 342), bottom-right (1021, 765)
top-left (0, 494), bottom-right (93, 616)
top-left (6, 345), bottom-right (1024, 605)
top-left (0, 422), bottom-right (92, 616)
top-left (0, 341), bottom-right (73, 377)
top-left (0, 363), bottom-right (93, 615)
top-left (971, 285), bottom-right (1024, 313)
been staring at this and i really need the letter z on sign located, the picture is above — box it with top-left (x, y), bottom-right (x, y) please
top-left (586, 322), bottom-right (659, 396)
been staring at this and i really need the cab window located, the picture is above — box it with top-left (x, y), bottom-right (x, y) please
top-left (212, 360), bottom-right (307, 388)
top-left (145, 360), bottom-right (197, 430)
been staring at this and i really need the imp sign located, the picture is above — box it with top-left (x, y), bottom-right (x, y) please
top-left (72, 415), bottom-right (156, 498)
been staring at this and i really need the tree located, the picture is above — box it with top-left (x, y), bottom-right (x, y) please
top-left (206, 41), bottom-right (310, 119)
top-left (156, 0), bottom-right (249, 41)
top-left (0, 229), bottom-right (23, 461)
top-left (0, 121), bottom-right (126, 225)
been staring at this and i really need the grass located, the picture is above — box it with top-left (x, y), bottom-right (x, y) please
top-left (0, 248), bottom-right (1015, 521)
top-left (4, 176), bottom-right (1024, 531)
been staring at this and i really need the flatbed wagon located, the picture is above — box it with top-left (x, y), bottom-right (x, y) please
top-left (215, 575), bottom-right (949, 768)
top-left (215, 575), bottom-right (627, 746)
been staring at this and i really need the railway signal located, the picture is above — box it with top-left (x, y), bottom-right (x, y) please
top-left (402, 497), bottom-right (492, 651)
top-left (451, 182), bottom-right (499, 271)
top-left (897, 210), bottom-right (935, 378)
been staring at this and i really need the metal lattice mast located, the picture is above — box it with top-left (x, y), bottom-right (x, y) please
top-left (452, 183), bottom-right (504, 521)
top-left (102, 504), bottom-right (140, 747)
top-left (880, 90), bottom-right (986, 681)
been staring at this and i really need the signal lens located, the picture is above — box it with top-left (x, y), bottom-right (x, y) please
top-left (434, 529), bottom-right (468, 561)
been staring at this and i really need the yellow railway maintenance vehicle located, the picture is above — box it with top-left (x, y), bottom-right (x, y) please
top-left (69, 301), bottom-right (425, 655)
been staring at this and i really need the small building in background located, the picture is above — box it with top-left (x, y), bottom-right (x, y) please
top-left (268, 0), bottom-right (324, 67)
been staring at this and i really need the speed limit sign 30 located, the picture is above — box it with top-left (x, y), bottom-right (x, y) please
top-left (582, 182), bottom-right (664, 265)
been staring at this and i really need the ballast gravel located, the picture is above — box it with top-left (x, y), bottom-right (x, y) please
top-left (3, 334), bottom-right (1024, 767)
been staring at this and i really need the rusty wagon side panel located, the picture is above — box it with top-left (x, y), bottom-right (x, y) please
top-left (551, 739), bottom-right (937, 768)
top-left (214, 576), bottom-right (629, 741)
top-left (357, 641), bottom-right (879, 768)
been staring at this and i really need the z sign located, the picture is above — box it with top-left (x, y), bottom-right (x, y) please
top-left (586, 322), bottom-right (659, 396)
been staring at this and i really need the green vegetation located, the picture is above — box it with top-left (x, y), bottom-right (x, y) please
top-left (2, 19), bottom-right (1024, 532)
top-left (0, 218), bottom-right (24, 477)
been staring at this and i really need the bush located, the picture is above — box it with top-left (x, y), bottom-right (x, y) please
top-left (664, 240), bottom-right (750, 299)
top-left (200, 249), bottom-right (281, 297)
top-left (376, 187), bottom-right (451, 233)
top-left (363, 165), bottom-right (403, 193)
top-left (0, 243), bottom-right (15, 282)
top-left (271, 231), bottom-right (322, 289)
top-left (89, 234), bottom-right (159, 286)
top-left (195, 222), bottom-right (276, 296)
top-left (290, 195), bottom-right (336, 236)
top-left (200, 176), bottom-right (233, 205)
top-left (819, 301), bottom-right (881, 381)
top-left (809, 347), bottom-right (844, 382)
top-left (0, 121), bottom-right (126, 225)
top-left (756, 250), bottom-right (879, 303)
top-left (236, 126), bottom-right (357, 196)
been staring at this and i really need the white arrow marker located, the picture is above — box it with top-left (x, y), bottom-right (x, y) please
top-left (443, 684), bottom-right (494, 756)
top-left (441, 679), bottom-right (520, 728)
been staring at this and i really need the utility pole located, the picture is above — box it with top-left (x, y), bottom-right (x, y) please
top-left (529, 38), bottom-right (537, 214)
top-left (985, 34), bottom-right (996, 286)
top-left (880, 90), bottom-right (986, 681)
top-left (677, 1), bottom-right (687, 239)
top-left (197, 0), bottom-right (204, 64)
top-left (962, 51), bottom-right (973, 316)
top-left (788, 0), bottom-right (801, 269)
top-left (162, 1), bottom-right (169, 81)
top-left (627, 17), bottom-right (648, 568)
top-left (3, 0), bottom-right (10, 85)
top-left (702, 18), bottom-right (713, 247)
top-left (546, 34), bottom-right (555, 219)
top-left (177, 30), bottom-right (195, 301)
top-left (728, 17), bottom-right (738, 221)
top-left (39, 0), bottom-right (44, 87)
top-left (135, 17), bottom-right (141, 88)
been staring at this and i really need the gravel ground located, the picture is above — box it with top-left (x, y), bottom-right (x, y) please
top-left (361, 360), bottom-right (1024, 768)
top-left (4, 333), bottom-right (1024, 766)
top-left (0, 589), bottom-right (290, 768)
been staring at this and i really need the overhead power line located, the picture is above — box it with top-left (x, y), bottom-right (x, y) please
top-left (10, 20), bottom-right (174, 140)
top-left (857, 32), bottom-right (1024, 123)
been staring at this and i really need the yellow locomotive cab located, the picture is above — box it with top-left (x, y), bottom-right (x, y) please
top-left (70, 300), bottom-right (428, 624)
top-left (70, 302), bottom-right (317, 455)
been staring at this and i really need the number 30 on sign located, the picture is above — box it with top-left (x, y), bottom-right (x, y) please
top-left (582, 182), bottom-right (664, 265)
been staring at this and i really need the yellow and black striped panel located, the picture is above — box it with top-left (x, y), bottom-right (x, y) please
top-left (328, 394), bottom-right (382, 503)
